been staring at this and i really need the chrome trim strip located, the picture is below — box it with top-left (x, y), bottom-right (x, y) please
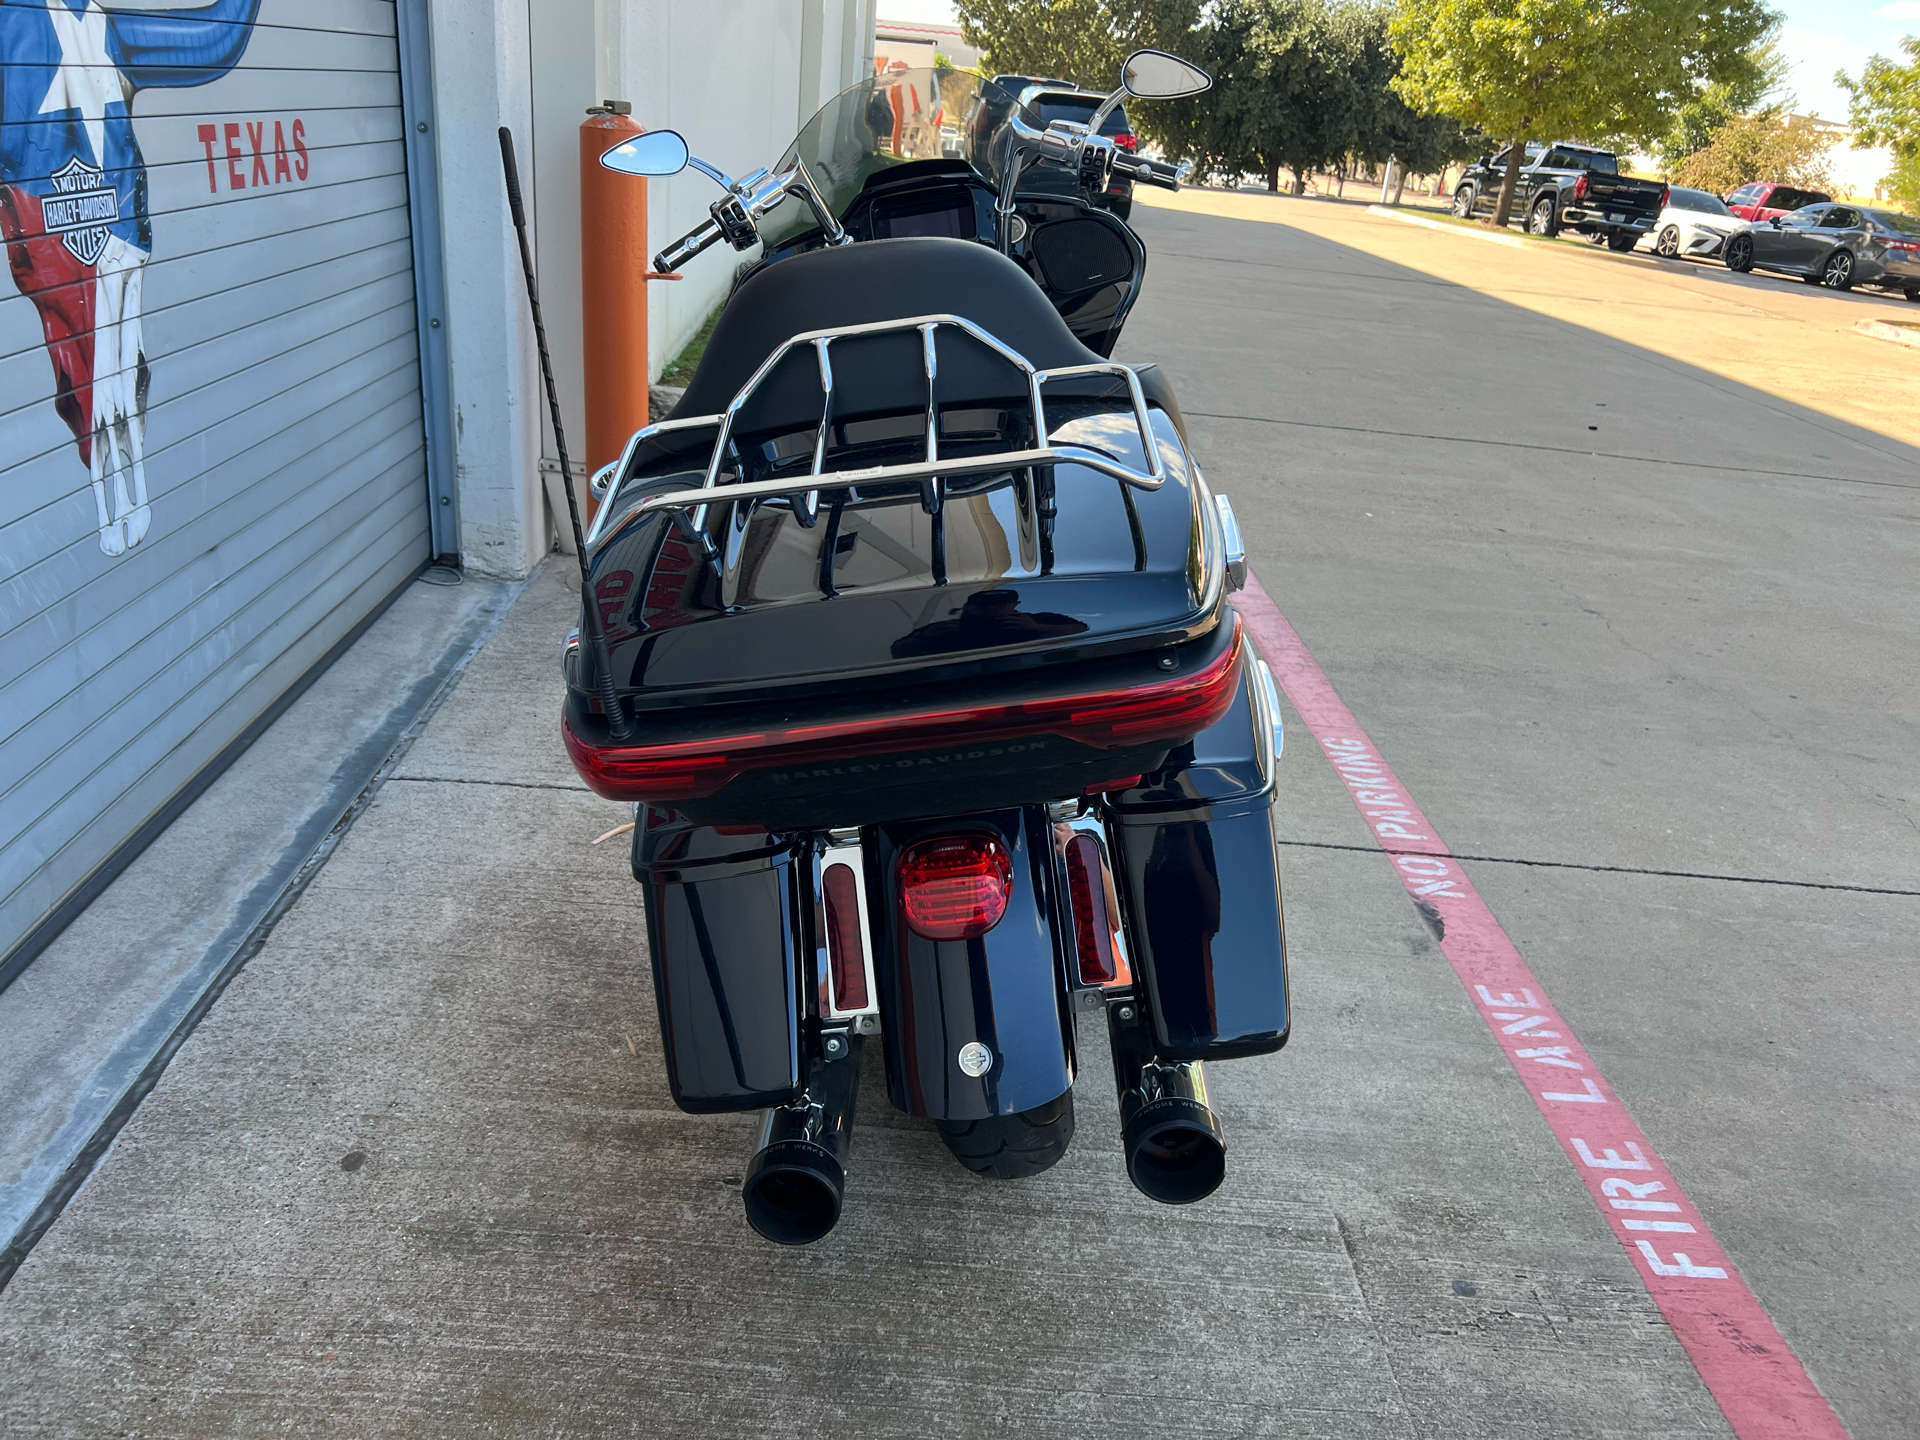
top-left (1214, 493), bottom-right (1247, 593)
top-left (1250, 656), bottom-right (1283, 779)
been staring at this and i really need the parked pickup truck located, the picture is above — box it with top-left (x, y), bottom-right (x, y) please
top-left (1452, 142), bottom-right (1668, 249)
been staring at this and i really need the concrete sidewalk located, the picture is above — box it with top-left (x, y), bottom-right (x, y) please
top-left (0, 558), bottom-right (1725, 1438)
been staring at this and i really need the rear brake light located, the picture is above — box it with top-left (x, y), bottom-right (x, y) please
top-left (822, 862), bottom-right (868, 1009)
top-left (1063, 834), bottom-right (1117, 983)
top-left (899, 834), bottom-right (1012, 940)
top-left (1659, 186), bottom-right (1669, 210)
top-left (1573, 174), bottom-right (1589, 201)
top-left (562, 616), bottom-right (1245, 802)
top-left (1114, 132), bottom-right (1137, 152)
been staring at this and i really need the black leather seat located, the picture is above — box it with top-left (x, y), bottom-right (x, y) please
top-left (668, 237), bottom-right (1185, 438)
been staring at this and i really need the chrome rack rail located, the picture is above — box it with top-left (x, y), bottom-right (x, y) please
top-left (588, 313), bottom-right (1167, 554)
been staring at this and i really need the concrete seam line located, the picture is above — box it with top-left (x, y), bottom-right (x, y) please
top-left (1272, 838), bottom-right (1920, 897)
top-left (1184, 409), bottom-right (1920, 494)
top-left (0, 577), bottom-right (525, 1294)
top-left (1238, 574), bottom-right (1849, 1440)
top-left (1366, 204), bottom-right (1527, 248)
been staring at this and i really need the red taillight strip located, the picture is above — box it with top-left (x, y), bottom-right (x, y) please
top-left (1064, 833), bottom-right (1117, 984)
top-left (564, 614), bottom-right (1245, 801)
top-left (822, 862), bottom-right (869, 1010)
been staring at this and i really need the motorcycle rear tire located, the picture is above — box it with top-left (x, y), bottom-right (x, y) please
top-left (936, 1091), bottom-right (1075, 1179)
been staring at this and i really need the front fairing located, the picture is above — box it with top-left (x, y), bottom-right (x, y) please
top-left (757, 68), bottom-right (1031, 251)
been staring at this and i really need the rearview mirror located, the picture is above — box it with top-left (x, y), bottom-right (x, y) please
top-left (1121, 49), bottom-right (1212, 100)
top-left (600, 129), bottom-right (689, 178)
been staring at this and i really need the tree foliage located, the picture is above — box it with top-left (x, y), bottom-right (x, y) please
top-left (1655, 41), bottom-right (1790, 173)
top-left (956, 0), bottom-right (1471, 193)
top-left (1838, 36), bottom-right (1920, 208)
top-left (1390, 0), bottom-right (1777, 222)
top-left (952, 0), bottom-right (1199, 91)
top-left (1668, 110), bottom-right (1833, 193)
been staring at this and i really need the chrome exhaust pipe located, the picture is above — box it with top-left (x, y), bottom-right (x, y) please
top-left (1107, 999), bottom-right (1226, 1205)
top-left (741, 1036), bottom-right (862, 1245)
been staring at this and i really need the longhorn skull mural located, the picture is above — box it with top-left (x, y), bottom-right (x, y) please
top-left (2, 0), bottom-right (260, 556)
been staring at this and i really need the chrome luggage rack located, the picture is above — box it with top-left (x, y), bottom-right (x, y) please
top-left (585, 313), bottom-right (1167, 552)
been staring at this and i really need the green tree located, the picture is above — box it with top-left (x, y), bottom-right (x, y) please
top-left (1345, 3), bottom-right (1478, 189)
top-left (1838, 36), bottom-right (1920, 208)
top-left (1196, 0), bottom-right (1365, 191)
top-left (1389, 0), bottom-right (1778, 227)
top-left (953, 0), bottom-right (1200, 92)
top-left (1668, 109), bottom-right (1833, 193)
top-left (1656, 40), bottom-right (1790, 173)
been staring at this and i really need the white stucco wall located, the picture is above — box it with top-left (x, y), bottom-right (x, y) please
top-left (424, 0), bottom-right (873, 579)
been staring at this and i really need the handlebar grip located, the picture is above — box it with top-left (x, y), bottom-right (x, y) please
top-left (653, 219), bottom-right (725, 275)
top-left (1112, 153), bottom-right (1182, 190)
top-left (1138, 158), bottom-right (1182, 191)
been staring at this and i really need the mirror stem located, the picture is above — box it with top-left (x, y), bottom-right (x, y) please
top-left (1086, 86), bottom-right (1127, 139)
top-left (685, 154), bottom-right (740, 192)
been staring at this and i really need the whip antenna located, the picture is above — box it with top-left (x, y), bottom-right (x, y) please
top-left (499, 126), bottom-right (632, 740)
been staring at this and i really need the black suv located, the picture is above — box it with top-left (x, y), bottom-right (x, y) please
top-left (991, 75), bottom-right (1138, 219)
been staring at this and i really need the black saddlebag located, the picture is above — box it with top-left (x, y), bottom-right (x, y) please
top-left (632, 815), bottom-right (803, 1112)
top-left (1104, 651), bottom-right (1291, 1061)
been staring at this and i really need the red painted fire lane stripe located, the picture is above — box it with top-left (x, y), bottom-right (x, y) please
top-left (1237, 576), bottom-right (1845, 1440)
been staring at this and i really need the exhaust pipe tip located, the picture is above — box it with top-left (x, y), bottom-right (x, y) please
top-left (1123, 1094), bottom-right (1226, 1205)
top-left (742, 1138), bottom-right (846, 1245)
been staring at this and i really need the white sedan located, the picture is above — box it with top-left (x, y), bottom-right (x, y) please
top-left (1645, 187), bottom-right (1750, 261)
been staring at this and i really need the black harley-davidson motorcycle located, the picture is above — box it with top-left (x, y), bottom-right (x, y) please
top-left (564, 52), bottom-right (1289, 1245)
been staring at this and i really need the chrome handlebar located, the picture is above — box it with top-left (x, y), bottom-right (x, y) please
top-left (651, 109), bottom-right (1188, 272)
top-left (652, 164), bottom-right (849, 274)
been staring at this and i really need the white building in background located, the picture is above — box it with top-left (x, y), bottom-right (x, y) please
top-left (1792, 117), bottom-right (1898, 202)
top-left (875, 17), bottom-right (982, 73)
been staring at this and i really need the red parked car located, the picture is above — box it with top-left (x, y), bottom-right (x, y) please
top-left (1725, 182), bottom-right (1833, 223)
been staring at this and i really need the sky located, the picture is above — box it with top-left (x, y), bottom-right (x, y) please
top-left (875, 0), bottom-right (1920, 123)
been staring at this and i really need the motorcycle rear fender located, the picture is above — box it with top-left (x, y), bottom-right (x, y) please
top-left (868, 807), bottom-right (1075, 1120)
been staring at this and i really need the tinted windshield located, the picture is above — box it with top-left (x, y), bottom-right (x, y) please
top-left (1865, 209), bottom-right (1920, 237)
top-left (1670, 188), bottom-right (1730, 215)
top-left (758, 68), bottom-right (1025, 250)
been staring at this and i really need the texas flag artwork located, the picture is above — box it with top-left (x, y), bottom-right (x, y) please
top-left (2, 0), bottom-right (259, 557)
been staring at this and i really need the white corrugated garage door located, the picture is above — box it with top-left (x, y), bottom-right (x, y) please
top-left (0, 0), bottom-right (437, 972)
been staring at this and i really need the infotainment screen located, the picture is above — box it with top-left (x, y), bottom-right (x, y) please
top-left (873, 189), bottom-right (977, 240)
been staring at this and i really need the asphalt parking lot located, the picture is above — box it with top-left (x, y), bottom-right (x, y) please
top-left (0, 197), bottom-right (1913, 1437)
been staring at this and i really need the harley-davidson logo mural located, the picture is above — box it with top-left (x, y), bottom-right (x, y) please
top-left (1, 0), bottom-right (261, 557)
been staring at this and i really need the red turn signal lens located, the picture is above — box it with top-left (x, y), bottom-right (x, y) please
top-left (899, 834), bottom-right (1013, 940)
top-left (1114, 132), bottom-right (1138, 152)
top-left (822, 862), bottom-right (869, 1010)
top-left (1659, 186), bottom-right (1670, 211)
top-left (1063, 833), bottom-right (1117, 984)
top-left (1573, 173), bottom-right (1589, 201)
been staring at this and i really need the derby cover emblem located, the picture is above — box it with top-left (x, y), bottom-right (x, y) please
top-left (41, 153), bottom-right (118, 264)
